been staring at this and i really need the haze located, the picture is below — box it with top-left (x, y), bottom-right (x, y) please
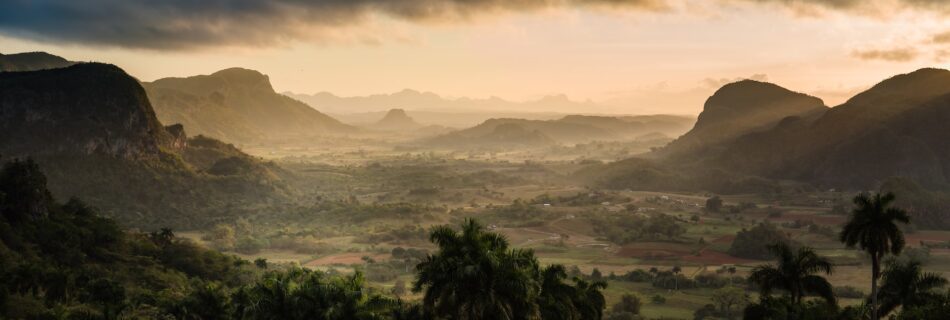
top-left (3, 0), bottom-right (950, 114)
top-left (7, 1), bottom-right (950, 320)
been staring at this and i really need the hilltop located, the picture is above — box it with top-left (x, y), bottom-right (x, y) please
top-left (0, 63), bottom-right (291, 229)
top-left (145, 68), bottom-right (357, 145)
top-left (0, 51), bottom-right (75, 72)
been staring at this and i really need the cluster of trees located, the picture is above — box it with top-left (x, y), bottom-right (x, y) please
top-left (0, 159), bottom-right (258, 319)
top-left (592, 213), bottom-right (687, 244)
top-left (741, 192), bottom-right (950, 320)
top-left (9, 157), bottom-right (950, 320)
top-left (728, 222), bottom-right (793, 259)
top-left (415, 219), bottom-right (608, 319)
top-left (0, 159), bottom-right (608, 319)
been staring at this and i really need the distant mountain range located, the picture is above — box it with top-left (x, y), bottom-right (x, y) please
top-left (0, 61), bottom-right (291, 228)
top-left (287, 89), bottom-right (622, 116)
top-left (144, 68), bottom-right (357, 145)
top-left (423, 114), bottom-right (694, 149)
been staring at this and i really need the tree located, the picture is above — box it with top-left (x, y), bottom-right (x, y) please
top-left (538, 264), bottom-right (607, 320)
top-left (413, 219), bottom-right (541, 319)
top-left (573, 278), bottom-right (607, 320)
top-left (728, 223), bottom-right (792, 260)
top-left (711, 286), bottom-right (749, 319)
top-left (415, 219), bottom-right (606, 320)
top-left (0, 159), bottom-right (52, 223)
top-left (88, 278), bottom-right (127, 320)
top-left (175, 282), bottom-right (232, 320)
top-left (254, 258), bottom-right (268, 269)
top-left (705, 196), bottom-right (723, 213)
top-left (672, 266), bottom-right (682, 290)
top-left (840, 192), bottom-right (910, 320)
top-left (876, 259), bottom-right (947, 316)
top-left (611, 294), bottom-right (641, 315)
top-left (749, 243), bottom-right (835, 305)
top-left (591, 268), bottom-right (603, 280)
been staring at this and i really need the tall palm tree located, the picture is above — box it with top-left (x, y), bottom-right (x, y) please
top-left (840, 192), bottom-right (910, 320)
top-left (414, 219), bottom-right (541, 320)
top-left (749, 243), bottom-right (835, 305)
top-left (876, 259), bottom-right (947, 316)
top-left (572, 278), bottom-right (607, 320)
top-left (538, 265), bottom-right (580, 320)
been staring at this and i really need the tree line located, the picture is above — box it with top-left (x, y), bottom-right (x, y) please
top-left (2, 158), bottom-right (950, 319)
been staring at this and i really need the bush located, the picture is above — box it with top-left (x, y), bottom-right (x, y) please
top-left (728, 223), bottom-right (792, 259)
top-left (612, 294), bottom-right (642, 315)
top-left (653, 274), bottom-right (696, 290)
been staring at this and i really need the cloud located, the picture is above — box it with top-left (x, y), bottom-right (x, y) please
top-left (851, 47), bottom-right (919, 61)
top-left (933, 31), bottom-right (950, 43)
top-left (0, 0), bottom-right (668, 50)
top-left (732, 0), bottom-right (950, 16)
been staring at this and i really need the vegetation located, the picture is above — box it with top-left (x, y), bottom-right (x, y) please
top-left (728, 223), bottom-right (793, 259)
top-left (414, 219), bottom-right (607, 320)
top-left (749, 243), bottom-right (835, 305)
top-left (840, 192), bottom-right (910, 320)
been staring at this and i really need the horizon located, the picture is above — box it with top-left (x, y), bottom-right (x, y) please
top-left (4, 0), bottom-right (950, 114)
top-left (7, 2), bottom-right (950, 319)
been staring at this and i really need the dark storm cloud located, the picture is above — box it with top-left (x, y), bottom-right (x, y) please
top-left (0, 0), bottom-right (668, 50)
top-left (736, 0), bottom-right (950, 12)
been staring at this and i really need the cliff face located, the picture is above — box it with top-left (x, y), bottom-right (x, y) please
top-left (0, 62), bottom-right (292, 229)
top-left (0, 63), bottom-right (175, 159)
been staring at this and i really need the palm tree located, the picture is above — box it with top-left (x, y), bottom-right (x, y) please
top-left (572, 278), bottom-right (607, 320)
top-left (749, 243), bottom-right (835, 305)
top-left (176, 283), bottom-right (232, 320)
top-left (538, 265), bottom-right (580, 320)
top-left (672, 265), bottom-right (682, 290)
top-left (414, 219), bottom-right (541, 320)
top-left (876, 259), bottom-right (947, 316)
top-left (840, 192), bottom-right (910, 320)
top-left (247, 269), bottom-right (301, 319)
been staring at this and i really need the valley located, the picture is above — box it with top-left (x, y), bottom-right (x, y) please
top-left (3, 50), bottom-right (950, 319)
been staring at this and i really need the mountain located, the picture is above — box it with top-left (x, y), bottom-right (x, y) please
top-left (287, 89), bottom-right (619, 115)
top-left (0, 51), bottom-right (75, 72)
top-left (712, 68), bottom-right (950, 188)
top-left (0, 63), bottom-right (290, 229)
top-left (423, 114), bottom-right (694, 149)
top-left (0, 63), bottom-right (174, 158)
top-left (144, 68), bottom-right (356, 144)
top-left (426, 122), bottom-right (556, 149)
top-left (593, 68), bottom-right (950, 194)
top-left (334, 109), bottom-right (567, 128)
top-left (373, 108), bottom-right (423, 131)
top-left (661, 80), bottom-right (827, 156)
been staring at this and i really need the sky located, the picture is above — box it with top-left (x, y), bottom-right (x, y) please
top-left (2, 0), bottom-right (950, 115)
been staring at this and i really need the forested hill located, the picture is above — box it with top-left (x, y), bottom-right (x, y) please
top-left (0, 63), bottom-right (174, 159)
top-left (0, 63), bottom-right (293, 229)
top-left (144, 68), bottom-right (357, 145)
top-left (660, 79), bottom-right (827, 157)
